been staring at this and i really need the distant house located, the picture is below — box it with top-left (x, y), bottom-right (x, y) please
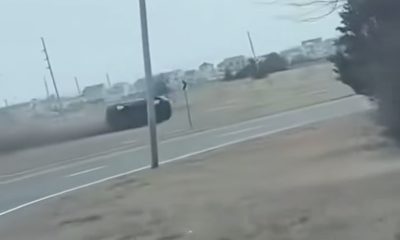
top-left (82, 84), bottom-right (106, 103)
top-left (217, 55), bottom-right (248, 75)
top-left (135, 70), bottom-right (186, 92)
top-left (183, 70), bottom-right (199, 84)
top-left (161, 70), bottom-right (185, 90)
top-left (281, 37), bottom-right (338, 64)
top-left (280, 47), bottom-right (306, 64)
top-left (107, 82), bottom-right (131, 103)
top-left (199, 62), bottom-right (214, 72)
top-left (322, 38), bottom-right (337, 56)
top-left (134, 78), bottom-right (146, 92)
top-left (198, 62), bottom-right (219, 82)
top-left (301, 38), bottom-right (335, 59)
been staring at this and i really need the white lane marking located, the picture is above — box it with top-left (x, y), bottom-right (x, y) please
top-left (219, 126), bottom-right (263, 137)
top-left (121, 140), bottom-right (137, 145)
top-left (0, 144), bottom-right (144, 179)
top-left (0, 114), bottom-right (345, 218)
top-left (162, 95), bottom-right (359, 145)
top-left (0, 146), bottom-right (146, 185)
top-left (207, 105), bottom-right (235, 112)
top-left (67, 166), bottom-right (106, 178)
top-left (0, 95), bottom-right (360, 183)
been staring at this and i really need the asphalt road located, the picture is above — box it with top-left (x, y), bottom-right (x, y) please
top-left (0, 95), bottom-right (371, 221)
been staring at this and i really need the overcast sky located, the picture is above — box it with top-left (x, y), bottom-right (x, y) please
top-left (0, 0), bottom-right (340, 103)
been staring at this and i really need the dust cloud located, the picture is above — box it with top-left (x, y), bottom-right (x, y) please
top-left (0, 108), bottom-right (112, 153)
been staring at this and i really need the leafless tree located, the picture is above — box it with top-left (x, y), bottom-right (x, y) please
top-left (254, 0), bottom-right (345, 21)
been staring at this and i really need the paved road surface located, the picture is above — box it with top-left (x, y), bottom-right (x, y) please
top-left (0, 96), bottom-right (371, 220)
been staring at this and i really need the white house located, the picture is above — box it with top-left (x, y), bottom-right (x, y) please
top-left (198, 62), bottom-right (219, 81)
top-left (82, 84), bottom-right (107, 103)
top-left (280, 47), bottom-right (306, 64)
top-left (106, 82), bottom-right (131, 103)
top-left (217, 55), bottom-right (248, 75)
top-left (301, 38), bottom-right (337, 59)
top-left (162, 70), bottom-right (185, 90)
top-left (183, 70), bottom-right (199, 84)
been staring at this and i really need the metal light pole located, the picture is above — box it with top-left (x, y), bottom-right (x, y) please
top-left (139, 0), bottom-right (159, 169)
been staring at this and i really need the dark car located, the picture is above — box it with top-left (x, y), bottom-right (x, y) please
top-left (106, 96), bottom-right (172, 131)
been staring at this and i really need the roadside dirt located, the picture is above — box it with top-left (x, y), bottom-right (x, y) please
top-left (4, 112), bottom-right (400, 240)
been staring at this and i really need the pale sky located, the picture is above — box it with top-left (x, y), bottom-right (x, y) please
top-left (0, 0), bottom-right (340, 104)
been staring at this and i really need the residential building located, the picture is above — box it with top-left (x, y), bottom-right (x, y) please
top-left (280, 47), bottom-right (306, 64)
top-left (183, 70), bottom-right (198, 84)
top-left (217, 55), bottom-right (248, 75)
top-left (301, 37), bottom-right (337, 59)
top-left (82, 84), bottom-right (106, 103)
top-left (281, 37), bottom-right (338, 64)
top-left (161, 70), bottom-right (185, 90)
top-left (107, 82), bottom-right (131, 103)
top-left (198, 62), bottom-right (219, 81)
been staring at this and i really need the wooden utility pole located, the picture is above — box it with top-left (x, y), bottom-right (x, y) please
top-left (41, 37), bottom-right (62, 110)
top-left (106, 73), bottom-right (112, 88)
top-left (74, 76), bottom-right (81, 95)
top-left (247, 31), bottom-right (258, 60)
top-left (44, 76), bottom-right (50, 99)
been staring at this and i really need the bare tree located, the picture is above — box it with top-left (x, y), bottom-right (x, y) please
top-left (254, 0), bottom-right (345, 21)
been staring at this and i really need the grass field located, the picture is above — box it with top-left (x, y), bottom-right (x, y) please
top-left (160, 62), bottom-right (353, 133)
top-left (0, 62), bottom-right (353, 152)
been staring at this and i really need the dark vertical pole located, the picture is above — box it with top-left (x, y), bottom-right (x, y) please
top-left (74, 76), bottom-right (81, 95)
top-left (41, 37), bottom-right (62, 110)
top-left (139, 0), bottom-right (159, 169)
top-left (247, 31), bottom-right (258, 59)
top-left (247, 31), bottom-right (259, 73)
top-left (106, 73), bottom-right (112, 88)
top-left (44, 76), bottom-right (50, 99)
top-left (183, 89), bottom-right (193, 129)
top-left (3, 99), bottom-right (8, 107)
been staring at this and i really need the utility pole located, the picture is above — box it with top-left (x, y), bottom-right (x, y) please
top-left (182, 80), bottom-right (193, 129)
top-left (41, 37), bottom-right (62, 111)
top-left (139, 0), bottom-right (159, 169)
top-left (74, 76), bottom-right (81, 95)
top-left (247, 31), bottom-right (258, 60)
top-left (247, 31), bottom-right (259, 73)
top-left (106, 73), bottom-right (112, 88)
top-left (43, 76), bottom-right (50, 99)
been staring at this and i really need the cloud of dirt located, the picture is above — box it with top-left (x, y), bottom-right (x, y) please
top-left (0, 110), bottom-right (112, 153)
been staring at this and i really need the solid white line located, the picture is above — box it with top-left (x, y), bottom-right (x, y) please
top-left (67, 166), bottom-right (106, 178)
top-left (121, 140), bottom-right (137, 145)
top-left (0, 146), bottom-right (146, 185)
top-left (0, 115), bottom-right (333, 218)
top-left (0, 145), bottom-right (145, 180)
top-left (0, 95), bottom-right (359, 183)
top-left (219, 126), bottom-right (263, 137)
top-left (162, 95), bottom-right (358, 144)
top-left (207, 105), bottom-right (235, 112)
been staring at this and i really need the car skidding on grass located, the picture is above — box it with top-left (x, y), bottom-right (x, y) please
top-left (106, 96), bottom-right (172, 131)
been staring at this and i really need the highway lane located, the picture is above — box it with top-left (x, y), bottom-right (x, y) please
top-left (0, 96), bottom-right (371, 218)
